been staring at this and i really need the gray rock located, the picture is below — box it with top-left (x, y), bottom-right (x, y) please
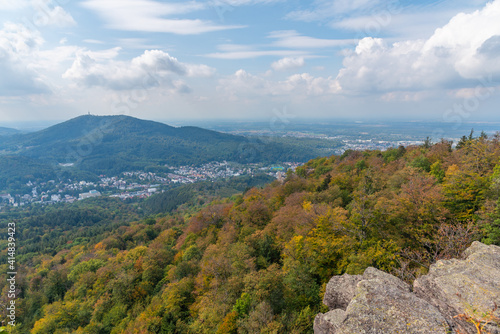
top-left (362, 266), bottom-right (411, 292)
top-left (321, 268), bottom-right (407, 311)
top-left (313, 309), bottom-right (346, 333)
top-left (342, 279), bottom-right (449, 334)
top-left (315, 267), bottom-right (449, 334)
top-left (323, 273), bottom-right (362, 310)
top-left (414, 241), bottom-right (500, 334)
top-left (315, 242), bottom-right (500, 334)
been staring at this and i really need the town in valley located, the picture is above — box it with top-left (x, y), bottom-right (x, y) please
top-left (0, 161), bottom-right (300, 209)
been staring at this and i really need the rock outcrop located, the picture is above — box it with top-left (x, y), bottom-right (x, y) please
top-left (414, 241), bottom-right (500, 334)
top-left (315, 241), bottom-right (500, 334)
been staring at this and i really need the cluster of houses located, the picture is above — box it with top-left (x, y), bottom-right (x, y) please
top-left (338, 139), bottom-right (425, 154)
top-left (167, 161), bottom-right (300, 184)
top-left (1, 161), bottom-right (301, 209)
top-left (0, 191), bottom-right (80, 208)
top-left (167, 161), bottom-right (245, 184)
top-left (110, 187), bottom-right (158, 200)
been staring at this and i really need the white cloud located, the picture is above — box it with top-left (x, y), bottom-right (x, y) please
top-left (81, 0), bottom-right (244, 34)
top-left (286, 0), bottom-right (384, 22)
top-left (31, 1), bottom-right (77, 27)
top-left (269, 30), bottom-right (357, 48)
top-left (271, 57), bottom-right (305, 71)
top-left (207, 31), bottom-right (354, 59)
top-left (0, 22), bottom-right (44, 57)
top-left (185, 64), bottom-right (216, 77)
top-left (216, 44), bottom-right (254, 52)
top-left (284, 73), bottom-right (341, 95)
top-left (117, 38), bottom-right (162, 50)
top-left (380, 90), bottom-right (437, 102)
top-left (82, 0), bottom-right (205, 18)
top-left (210, 0), bottom-right (283, 5)
top-left (36, 45), bottom-right (83, 71)
top-left (336, 0), bottom-right (500, 95)
top-left (289, 1), bottom-right (493, 42)
top-left (218, 70), bottom-right (267, 99)
top-left (0, 0), bottom-right (29, 10)
top-left (205, 49), bottom-right (308, 59)
top-left (218, 69), bottom-right (339, 100)
top-left (0, 62), bottom-right (49, 96)
top-left (63, 49), bottom-right (215, 91)
top-left (331, 0), bottom-right (381, 14)
top-left (423, 1), bottom-right (500, 79)
top-left (84, 39), bottom-right (105, 44)
top-left (0, 23), bottom-right (49, 96)
top-left (330, 10), bottom-right (460, 39)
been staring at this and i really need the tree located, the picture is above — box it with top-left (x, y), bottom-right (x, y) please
top-left (443, 164), bottom-right (485, 220)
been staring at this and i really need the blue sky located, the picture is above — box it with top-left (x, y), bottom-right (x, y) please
top-left (1, 0), bottom-right (500, 124)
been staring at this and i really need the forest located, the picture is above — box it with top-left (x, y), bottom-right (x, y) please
top-left (1, 132), bottom-right (500, 333)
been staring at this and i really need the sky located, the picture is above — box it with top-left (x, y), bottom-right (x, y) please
top-left (1, 0), bottom-right (500, 125)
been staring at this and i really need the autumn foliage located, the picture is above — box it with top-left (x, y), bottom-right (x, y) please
top-left (2, 133), bottom-right (500, 333)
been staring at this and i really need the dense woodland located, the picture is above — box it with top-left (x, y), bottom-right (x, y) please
top-left (2, 133), bottom-right (500, 333)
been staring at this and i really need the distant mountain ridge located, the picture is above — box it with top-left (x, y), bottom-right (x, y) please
top-left (0, 114), bottom-right (319, 176)
top-left (15, 115), bottom-right (245, 145)
top-left (0, 126), bottom-right (20, 136)
top-left (9, 115), bottom-right (244, 148)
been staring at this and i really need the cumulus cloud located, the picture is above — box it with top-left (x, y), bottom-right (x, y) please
top-left (271, 57), bottom-right (305, 71)
top-left (336, 0), bottom-right (500, 94)
top-left (0, 22), bottom-right (43, 57)
top-left (63, 49), bottom-right (215, 91)
top-left (283, 73), bottom-right (341, 95)
top-left (0, 23), bottom-right (49, 96)
top-left (218, 69), bottom-right (339, 100)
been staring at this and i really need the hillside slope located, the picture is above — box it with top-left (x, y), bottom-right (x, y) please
top-left (0, 115), bottom-right (321, 175)
top-left (0, 126), bottom-right (19, 136)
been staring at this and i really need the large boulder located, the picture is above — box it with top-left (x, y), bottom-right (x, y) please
top-left (315, 267), bottom-right (449, 334)
top-left (414, 241), bottom-right (500, 334)
top-left (315, 242), bottom-right (500, 334)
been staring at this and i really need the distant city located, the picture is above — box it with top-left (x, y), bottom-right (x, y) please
top-left (177, 119), bottom-right (500, 151)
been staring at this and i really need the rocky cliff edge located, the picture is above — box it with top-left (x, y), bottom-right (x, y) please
top-left (314, 241), bottom-right (500, 334)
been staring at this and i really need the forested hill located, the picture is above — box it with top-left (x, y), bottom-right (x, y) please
top-left (2, 133), bottom-right (500, 333)
top-left (7, 115), bottom-right (243, 147)
top-left (0, 126), bottom-right (19, 136)
top-left (0, 115), bottom-right (322, 175)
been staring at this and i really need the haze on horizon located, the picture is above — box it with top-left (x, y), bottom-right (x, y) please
top-left (1, 0), bottom-right (500, 124)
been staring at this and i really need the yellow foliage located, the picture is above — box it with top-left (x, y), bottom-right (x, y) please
top-left (302, 200), bottom-right (313, 213)
top-left (126, 245), bottom-right (148, 261)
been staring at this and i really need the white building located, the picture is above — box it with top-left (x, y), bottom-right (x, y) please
top-left (79, 190), bottom-right (101, 200)
top-left (51, 194), bottom-right (61, 202)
